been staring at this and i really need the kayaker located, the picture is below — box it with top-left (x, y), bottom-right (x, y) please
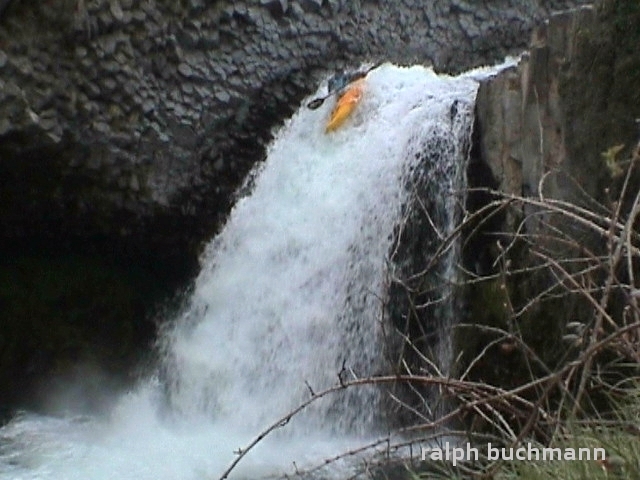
top-left (325, 78), bottom-right (365, 132)
top-left (307, 62), bottom-right (383, 110)
top-left (327, 70), bottom-right (366, 95)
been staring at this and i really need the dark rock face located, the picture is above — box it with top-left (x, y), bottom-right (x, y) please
top-left (0, 0), bottom-right (587, 409)
top-left (466, 0), bottom-right (640, 388)
top-left (0, 0), bottom-right (588, 259)
top-left (475, 0), bottom-right (640, 257)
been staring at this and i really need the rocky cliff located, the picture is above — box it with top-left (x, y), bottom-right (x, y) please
top-left (0, 0), bottom-right (588, 410)
top-left (476, 0), bottom-right (639, 217)
top-left (0, 0), bottom-right (586, 264)
top-left (464, 0), bottom-right (640, 389)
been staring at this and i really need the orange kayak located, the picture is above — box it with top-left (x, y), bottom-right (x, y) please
top-left (325, 79), bottom-right (365, 133)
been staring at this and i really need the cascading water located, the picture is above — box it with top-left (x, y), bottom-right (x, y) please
top-left (0, 64), bottom-right (500, 480)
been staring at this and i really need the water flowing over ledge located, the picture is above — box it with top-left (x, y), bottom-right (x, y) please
top-left (0, 63), bottom-right (503, 480)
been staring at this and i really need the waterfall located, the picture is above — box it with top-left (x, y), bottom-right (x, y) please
top-left (0, 63), bottom-right (498, 480)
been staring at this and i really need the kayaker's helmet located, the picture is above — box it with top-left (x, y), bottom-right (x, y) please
top-left (328, 71), bottom-right (350, 94)
top-left (328, 69), bottom-right (370, 94)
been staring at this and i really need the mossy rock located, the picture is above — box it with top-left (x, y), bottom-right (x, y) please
top-left (455, 277), bottom-right (525, 389)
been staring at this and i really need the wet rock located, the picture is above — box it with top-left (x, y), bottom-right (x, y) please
top-left (46, 129), bottom-right (63, 144)
top-left (103, 60), bottom-right (120, 73)
top-left (142, 100), bottom-right (156, 114)
top-left (188, 0), bottom-right (205, 13)
top-left (101, 36), bottom-right (118, 55)
top-left (114, 52), bottom-right (128, 64)
top-left (172, 103), bottom-right (186, 117)
top-left (123, 81), bottom-right (136, 96)
top-left (102, 78), bottom-right (117, 91)
top-left (215, 90), bottom-right (231, 103)
top-left (0, 118), bottom-right (11, 135)
top-left (130, 174), bottom-right (140, 192)
top-left (75, 46), bottom-right (88, 59)
top-left (121, 11), bottom-right (132, 24)
top-left (177, 62), bottom-right (194, 78)
top-left (131, 9), bottom-right (146, 22)
top-left (85, 82), bottom-right (101, 97)
top-left (98, 11), bottom-right (114, 30)
top-left (194, 85), bottom-right (210, 98)
top-left (299, 0), bottom-right (323, 13)
top-left (12, 56), bottom-right (33, 75)
top-left (109, 0), bottom-right (124, 21)
top-left (38, 114), bottom-right (58, 132)
top-left (261, 0), bottom-right (288, 16)
top-left (93, 121), bottom-right (111, 134)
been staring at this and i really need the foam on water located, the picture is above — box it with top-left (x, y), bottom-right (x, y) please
top-left (0, 64), bottom-right (490, 480)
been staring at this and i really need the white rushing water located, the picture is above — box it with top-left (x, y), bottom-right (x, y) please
top-left (0, 64), bottom-right (489, 480)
